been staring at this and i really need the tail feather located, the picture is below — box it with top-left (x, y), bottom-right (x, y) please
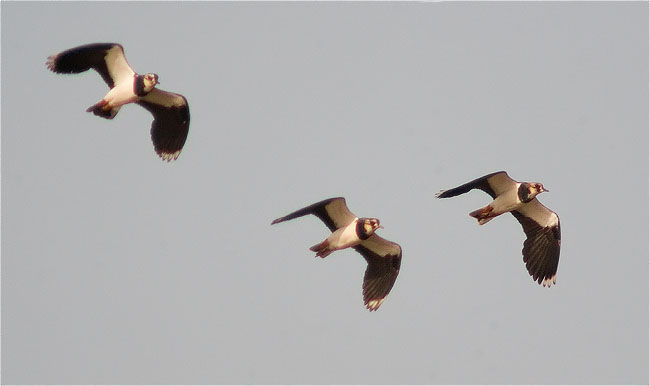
top-left (87, 101), bottom-right (120, 119)
top-left (309, 239), bottom-right (332, 258)
top-left (469, 205), bottom-right (495, 225)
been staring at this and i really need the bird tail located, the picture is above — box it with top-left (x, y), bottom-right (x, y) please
top-left (469, 205), bottom-right (495, 225)
top-left (309, 239), bottom-right (332, 258)
top-left (86, 100), bottom-right (120, 119)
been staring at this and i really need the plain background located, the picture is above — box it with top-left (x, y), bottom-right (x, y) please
top-left (2, 2), bottom-right (648, 384)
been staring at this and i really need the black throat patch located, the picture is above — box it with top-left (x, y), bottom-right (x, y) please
top-left (134, 75), bottom-right (149, 97)
top-left (518, 183), bottom-right (534, 203)
top-left (355, 219), bottom-right (372, 240)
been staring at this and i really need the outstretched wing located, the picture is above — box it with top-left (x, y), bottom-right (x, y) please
top-left (271, 197), bottom-right (356, 232)
top-left (354, 234), bottom-right (402, 311)
top-left (511, 199), bottom-right (561, 287)
top-left (46, 43), bottom-right (135, 88)
top-left (137, 88), bottom-right (190, 162)
top-left (436, 171), bottom-right (516, 199)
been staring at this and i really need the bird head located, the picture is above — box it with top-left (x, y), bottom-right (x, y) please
top-left (529, 182), bottom-right (548, 198)
top-left (360, 217), bottom-right (382, 236)
top-left (518, 182), bottom-right (548, 203)
top-left (143, 73), bottom-right (159, 92)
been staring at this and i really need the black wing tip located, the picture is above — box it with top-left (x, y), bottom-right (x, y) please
top-left (46, 42), bottom-right (122, 78)
top-left (157, 150), bottom-right (181, 162)
top-left (524, 248), bottom-right (560, 289)
top-left (532, 273), bottom-right (557, 287)
top-left (365, 298), bottom-right (385, 312)
top-left (524, 249), bottom-right (559, 289)
top-left (45, 54), bottom-right (59, 72)
top-left (363, 290), bottom-right (389, 311)
top-left (435, 189), bottom-right (451, 198)
top-left (434, 187), bottom-right (465, 199)
top-left (45, 53), bottom-right (75, 74)
top-left (541, 275), bottom-right (557, 287)
top-left (153, 136), bottom-right (185, 162)
top-left (270, 217), bottom-right (285, 225)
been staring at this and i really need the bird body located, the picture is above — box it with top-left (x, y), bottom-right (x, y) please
top-left (271, 197), bottom-right (401, 311)
top-left (99, 79), bottom-right (137, 110)
top-left (310, 217), bottom-right (363, 258)
top-left (88, 44), bottom-right (138, 115)
top-left (472, 182), bottom-right (523, 225)
top-left (437, 171), bottom-right (560, 287)
top-left (46, 43), bottom-right (190, 161)
top-left (85, 74), bottom-right (149, 119)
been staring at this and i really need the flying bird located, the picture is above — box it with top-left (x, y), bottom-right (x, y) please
top-left (436, 171), bottom-right (560, 287)
top-left (271, 197), bottom-right (402, 311)
top-left (46, 43), bottom-right (190, 161)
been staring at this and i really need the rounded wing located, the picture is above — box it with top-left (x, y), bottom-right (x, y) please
top-left (354, 234), bottom-right (402, 311)
top-left (436, 171), bottom-right (516, 199)
top-left (136, 88), bottom-right (190, 162)
top-left (270, 197), bottom-right (356, 232)
top-left (511, 199), bottom-right (561, 287)
top-left (46, 43), bottom-right (135, 88)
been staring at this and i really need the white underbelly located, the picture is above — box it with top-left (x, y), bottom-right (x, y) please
top-left (491, 188), bottom-right (522, 214)
top-left (103, 82), bottom-right (137, 108)
top-left (327, 220), bottom-right (361, 250)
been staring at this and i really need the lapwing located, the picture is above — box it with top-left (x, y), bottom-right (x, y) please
top-left (436, 171), bottom-right (561, 287)
top-left (46, 43), bottom-right (190, 161)
top-left (271, 197), bottom-right (402, 311)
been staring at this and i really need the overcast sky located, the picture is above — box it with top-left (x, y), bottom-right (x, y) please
top-left (2, 2), bottom-right (648, 384)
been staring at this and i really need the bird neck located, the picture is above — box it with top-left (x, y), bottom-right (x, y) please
top-left (355, 218), bottom-right (372, 240)
top-left (518, 183), bottom-right (534, 203)
top-left (133, 74), bottom-right (152, 97)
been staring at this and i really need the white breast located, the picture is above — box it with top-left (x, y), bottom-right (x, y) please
top-left (103, 79), bottom-right (138, 108)
top-left (327, 218), bottom-right (361, 250)
top-left (489, 182), bottom-right (525, 215)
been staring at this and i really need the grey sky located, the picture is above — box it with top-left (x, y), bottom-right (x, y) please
top-left (2, 1), bottom-right (648, 384)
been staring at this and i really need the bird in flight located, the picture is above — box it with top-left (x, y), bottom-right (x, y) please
top-left (46, 43), bottom-right (190, 161)
top-left (271, 197), bottom-right (402, 311)
top-left (436, 171), bottom-right (560, 287)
